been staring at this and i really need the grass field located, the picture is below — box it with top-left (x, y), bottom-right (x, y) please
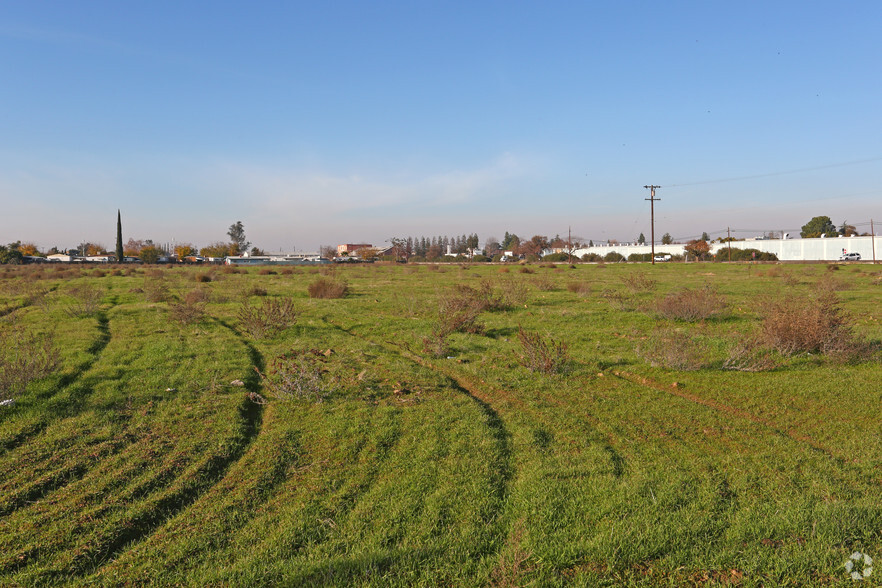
top-left (1, 261), bottom-right (881, 586)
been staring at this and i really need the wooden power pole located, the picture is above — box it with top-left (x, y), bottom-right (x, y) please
top-left (644, 185), bottom-right (661, 264)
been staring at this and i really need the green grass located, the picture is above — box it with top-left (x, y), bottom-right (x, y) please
top-left (1, 261), bottom-right (881, 586)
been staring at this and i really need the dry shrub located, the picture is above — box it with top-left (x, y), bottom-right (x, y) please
top-left (195, 273), bottom-right (213, 283)
top-left (0, 324), bottom-right (61, 400)
top-left (61, 284), bottom-right (104, 317)
top-left (760, 290), bottom-right (868, 360)
top-left (531, 274), bottom-right (556, 291)
top-left (255, 349), bottom-right (330, 402)
top-left (257, 268), bottom-right (277, 276)
top-left (722, 334), bottom-right (781, 372)
top-left (427, 264), bottom-right (440, 271)
top-left (237, 297), bottom-right (298, 339)
top-left (169, 298), bottom-right (205, 325)
top-left (656, 285), bottom-right (726, 321)
top-left (221, 265), bottom-right (245, 274)
top-left (281, 268), bottom-right (295, 275)
top-left (519, 266), bottom-right (534, 274)
top-left (567, 281), bottom-right (591, 296)
top-left (144, 278), bottom-right (170, 303)
top-left (498, 279), bottom-right (529, 308)
top-left (307, 276), bottom-right (348, 299)
top-left (621, 271), bottom-right (657, 292)
top-left (636, 327), bottom-right (717, 371)
top-left (517, 327), bottom-right (570, 374)
top-left (147, 268), bottom-right (164, 279)
top-left (247, 286), bottom-right (268, 297)
top-left (498, 267), bottom-right (510, 273)
top-left (436, 285), bottom-right (487, 336)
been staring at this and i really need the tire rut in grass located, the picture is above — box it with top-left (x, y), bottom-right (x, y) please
top-left (320, 318), bottom-right (514, 546)
top-left (610, 369), bottom-right (880, 485)
top-left (53, 317), bottom-right (267, 579)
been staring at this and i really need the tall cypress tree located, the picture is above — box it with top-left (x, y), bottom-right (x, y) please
top-left (116, 210), bottom-right (124, 263)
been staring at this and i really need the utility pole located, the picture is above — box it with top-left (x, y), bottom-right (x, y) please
top-left (567, 226), bottom-right (572, 265)
top-left (644, 185), bottom-right (661, 264)
top-left (872, 219), bottom-right (877, 264)
top-left (727, 227), bottom-right (732, 262)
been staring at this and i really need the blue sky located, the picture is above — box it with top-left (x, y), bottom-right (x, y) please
top-left (2, 1), bottom-right (881, 252)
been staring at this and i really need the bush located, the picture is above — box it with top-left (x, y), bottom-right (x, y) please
top-left (61, 284), bottom-right (104, 317)
top-left (542, 253), bottom-right (569, 262)
top-left (517, 327), bottom-right (570, 374)
top-left (237, 297), bottom-right (298, 339)
top-left (566, 281), bottom-right (591, 295)
top-left (760, 289), bottom-right (867, 359)
top-left (628, 253), bottom-right (653, 262)
top-left (656, 285), bottom-right (726, 321)
top-left (168, 288), bottom-right (210, 325)
top-left (604, 252), bottom-right (625, 262)
top-left (0, 325), bottom-right (61, 399)
top-left (195, 273), bottom-right (212, 283)
top-left (636, 327), bottom-right (718, 371)
top-left (307, 277), bottom-right (348, 299)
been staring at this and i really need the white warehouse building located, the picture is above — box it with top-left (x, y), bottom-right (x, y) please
top-left (571, 235), bottom-right (881, 262)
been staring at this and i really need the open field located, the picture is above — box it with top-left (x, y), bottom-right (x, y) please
top-left (2, 261), bottom-right (882, 586)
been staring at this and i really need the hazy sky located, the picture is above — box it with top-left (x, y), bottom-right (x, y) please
top-left (2, 1), bottom-right (881, 252)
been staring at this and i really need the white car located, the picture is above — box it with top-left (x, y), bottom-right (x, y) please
top-left (839, 252), bottom-right (861, 261)
top-left (654, 254), bottom-right (672, 262)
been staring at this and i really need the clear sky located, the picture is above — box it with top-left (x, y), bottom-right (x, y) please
top-left (2, 1), bottom-right (881, 252)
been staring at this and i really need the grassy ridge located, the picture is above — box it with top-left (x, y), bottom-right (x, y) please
top-left (1, 262), bottom-right (881, 585)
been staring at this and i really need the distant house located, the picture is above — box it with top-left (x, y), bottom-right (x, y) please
top-left (337, 243), bottom-right (372, 256)
top-left (47, 253), bottom-right (75, 262)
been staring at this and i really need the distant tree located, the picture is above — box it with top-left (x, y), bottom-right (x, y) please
top-left (800, 216), bottom-right (836, 238)
top-left (684, 239), bottom-right (711, 260)
top-left (426, 244), bottom-right (442, 261)
top-left (319, 245), bottom-right (337, 260)
top-left (839, 221), bottom-right (858, 237)
top-left (502, 232), bottom-right (520, 250)
top-left (174, 243), bottom-right (196, 259)
top-left (638, 233), bottom-right (646, 245)
top-left (139, 246), bottom-right (162, 264)
top-left (250, 246), bottom-right (265, 256)
top-left (0, 242), bottom-right (24, 264)
top-left (124, 238), bottom-right (145, 257)
top-left (661, 233), bottom-right (673, 245)
top-left (484, 235), bottom-right (501, 255)
top-left (115, 210), bottom-right (124, 263)
top-left (18, 242), bottom-right (40, 256)
top-left (588, 240), bottom-right (594, 247)
top-left (388, 237), bottom-right (407, 261)
top-left (200, 242), bottom-right (234, 258)
top-left (466, 233), bottom-right (480, 253)
top-left (79, 243), bottom-right (107, 256)
top-left (356, 246), bottom-right (379, 260)
top-left (227, 221), bottom-right (250, 254)
top-left (701, 231), bottom-right (710, 241)
top-left (519, 235), bottom-right (548, 258)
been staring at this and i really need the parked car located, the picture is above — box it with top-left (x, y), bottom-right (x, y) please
top-left (654, 254), bottom-right (672, 262)
top-left (839, 252), bottom-right (861, 261)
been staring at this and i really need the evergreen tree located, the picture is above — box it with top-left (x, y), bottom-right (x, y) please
top-left (115, 210), bottom-right (124, 263)
top-left (638, 233), bottom-right (646, 245)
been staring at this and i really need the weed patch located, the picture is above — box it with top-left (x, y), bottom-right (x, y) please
top-left (0, 324), bottom-right (61, 400)
top-left (237, 297), bottom-right (298, 339)
top-left (307, 276), bottom-right (348, 299)
top-left (517, 327), bottom-right (570, 374)
top-left (656, 285), bottom-right (726, 321)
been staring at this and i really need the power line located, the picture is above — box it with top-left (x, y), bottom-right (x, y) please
top-left (666, 156), bottom-right (882, 188)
